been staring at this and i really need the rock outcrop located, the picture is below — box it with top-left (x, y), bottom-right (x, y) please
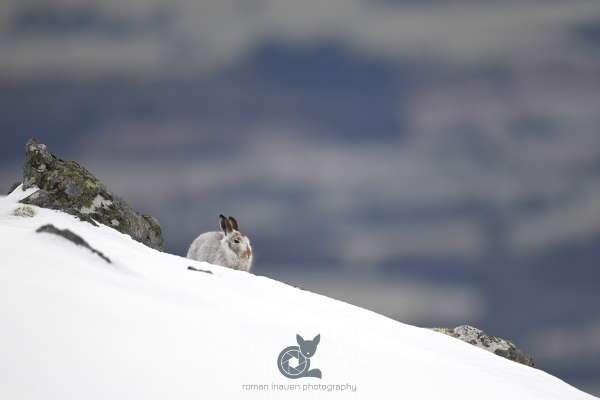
top-left (432, 325), bottom-right (534, 367)
top-left (6, 181), bottom-right (21, 195)
top-left (19, 139), bottom-right (164, 251)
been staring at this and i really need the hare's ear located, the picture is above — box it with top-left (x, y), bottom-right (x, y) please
top-left (313, 334), bottom-right (320, 345)
top-left (228, 216), bottom-right (239, 231)
top-left (296, 334), bottom-right (304, 346)
top-left (219, 214), bottom-right (231, 234)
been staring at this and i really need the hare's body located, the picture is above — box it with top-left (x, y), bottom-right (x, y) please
top-left (187, 216), bottom-right (253, 272)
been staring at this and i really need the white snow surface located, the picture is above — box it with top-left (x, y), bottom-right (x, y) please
top-left (0, 186), bottom-right (596, 400)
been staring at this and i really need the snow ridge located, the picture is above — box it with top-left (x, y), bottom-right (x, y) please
top-left (0, 190), bottom-right (596, 399)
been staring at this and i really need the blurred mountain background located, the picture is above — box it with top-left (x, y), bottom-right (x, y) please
top-left (1, 0), bottom-right (599, 394)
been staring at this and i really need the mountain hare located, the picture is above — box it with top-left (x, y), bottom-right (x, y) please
top-left (187, 215), bottom-right (253, 272)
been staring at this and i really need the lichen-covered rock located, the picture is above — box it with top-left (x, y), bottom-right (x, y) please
top-left (20, 139), bottom-right (164, 251)
top-left (432, 325), bottom-right (534, 367)
top-left (6, 181), bottom-right (21, 195)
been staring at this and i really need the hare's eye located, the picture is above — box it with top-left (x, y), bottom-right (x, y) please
top-left (234, 239), bottom-right (240, 244)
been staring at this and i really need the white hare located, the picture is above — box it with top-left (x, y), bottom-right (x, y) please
top-left (186, 215), bottom-right (253, 272)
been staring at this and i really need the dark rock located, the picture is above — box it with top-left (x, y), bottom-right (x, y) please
top-left (431, 325), bottom-right (534, 367)
top-left (187, 266), bottom-right (213, 274)
top-left (7, 181), bottom-right (21, 195)
top-left (20, 139), bottom-right (164, 251)
top-left (36, 224), bottom-right (111, 264)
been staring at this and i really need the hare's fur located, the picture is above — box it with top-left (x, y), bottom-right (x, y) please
top-left (187, 215), bottom-right (253, 272)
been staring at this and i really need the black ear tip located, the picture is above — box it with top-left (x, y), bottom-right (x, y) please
top-left (219, 214), bottom-right (229, 232)
top-left (228, 216), bottom-right (239, 230)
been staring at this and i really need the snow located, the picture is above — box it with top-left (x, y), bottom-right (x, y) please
top-left (0, 186), bottom-right (596, 399)
top-left (79, 194), bottom-right (112, 215)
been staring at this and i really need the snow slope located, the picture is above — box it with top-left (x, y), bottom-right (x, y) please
top-left (0, 187), bottom-right (596, 400)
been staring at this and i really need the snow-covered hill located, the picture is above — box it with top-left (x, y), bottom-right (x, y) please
top-left (0, 187), bottom-right (595, 400)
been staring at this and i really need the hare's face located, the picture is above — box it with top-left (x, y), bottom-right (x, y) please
top-left (226, 231), bottom-right (252, 260)
top-left (219, 215), bottom-right (252, 261)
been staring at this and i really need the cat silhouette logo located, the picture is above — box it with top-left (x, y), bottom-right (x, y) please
top-left (277, 334), bottom-right (322, 379)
